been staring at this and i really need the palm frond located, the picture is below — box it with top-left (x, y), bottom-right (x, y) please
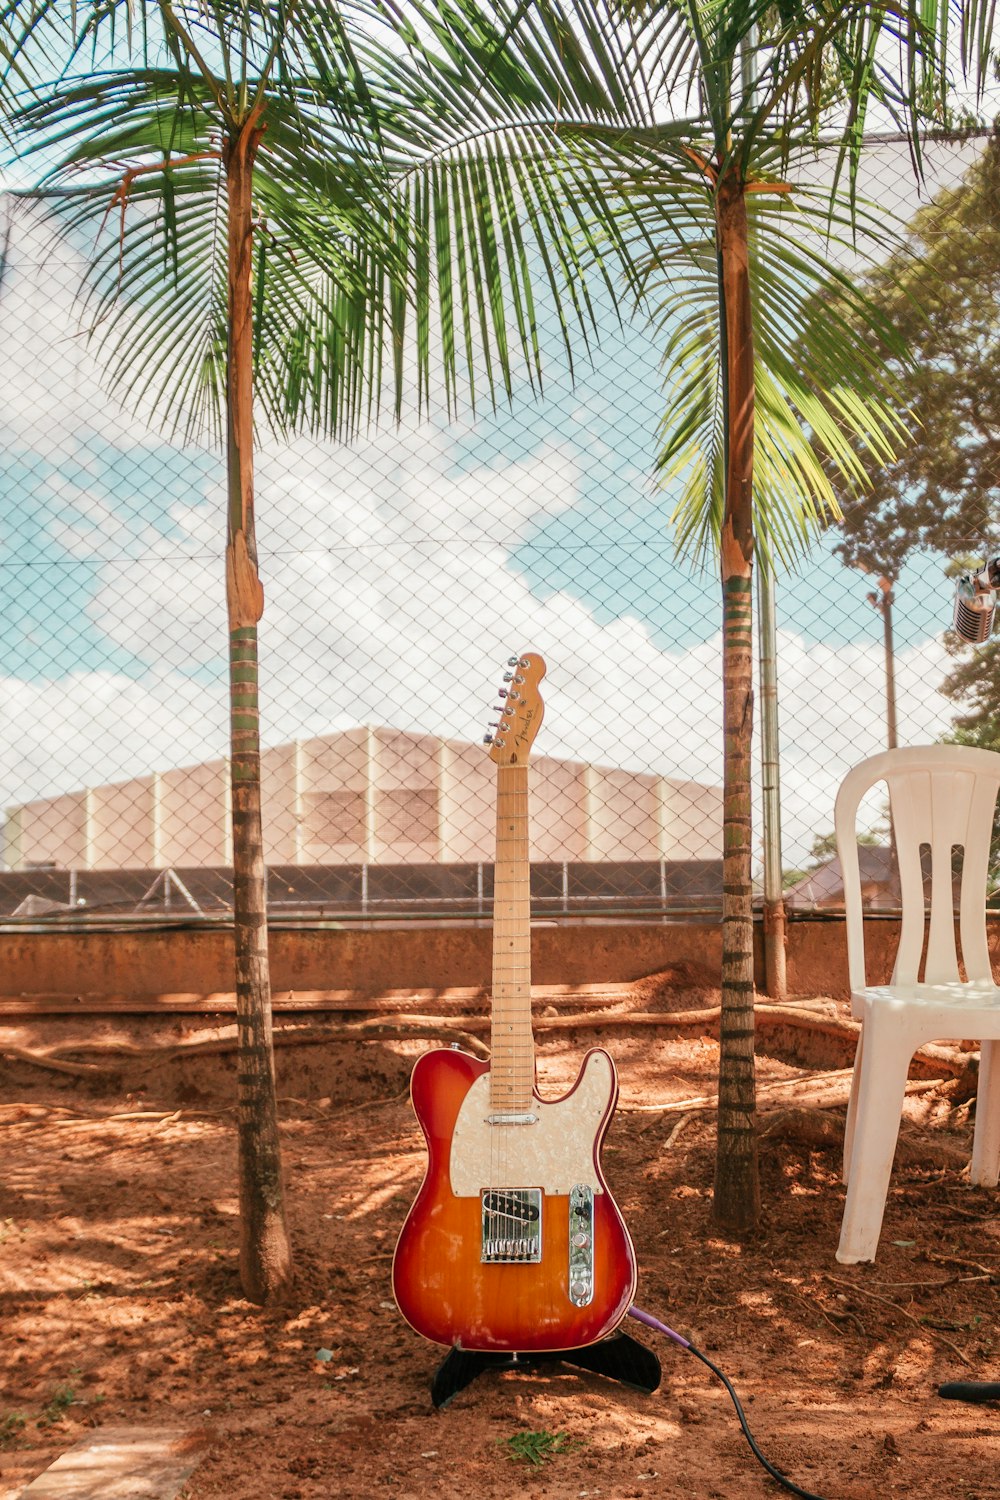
top-left (646, 181), bottom-right (912, 569)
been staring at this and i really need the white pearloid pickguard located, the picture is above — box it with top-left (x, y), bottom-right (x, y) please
top-left (449, 1050), bottom-right (615, 1197)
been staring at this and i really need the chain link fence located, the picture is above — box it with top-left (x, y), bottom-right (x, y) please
top-left (0, 133), bottom-right (994, 926)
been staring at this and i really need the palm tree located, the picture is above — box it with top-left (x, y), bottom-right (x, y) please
top-left (0, 0), bottom-right (623, 1302)
top-left (400, 0), bottom-right (994, 1228)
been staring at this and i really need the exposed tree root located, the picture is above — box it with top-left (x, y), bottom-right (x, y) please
top-left (758, 1092), bottom-right (966, 1167)
top-left (0, 999), bottom-right (975, 1085)
top-left (0, 1046), bottom-right (109, 1078)
top-left (622, 1069), bottom-right (947, 1117)
top-left (1, 1018), bottom-right (490, 1079)
top-left (824, 1273), bottom-right (974, 1367)
top-left (759, 1106), bottom-right (845, 1147)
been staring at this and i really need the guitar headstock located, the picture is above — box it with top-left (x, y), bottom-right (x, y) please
top-left (484, 652), bottom-right (546, 766)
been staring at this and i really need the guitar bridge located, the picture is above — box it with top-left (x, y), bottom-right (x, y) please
top-left (481, 1188), bottom-right (542, 1263)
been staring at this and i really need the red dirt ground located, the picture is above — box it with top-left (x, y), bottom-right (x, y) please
top-left (2, 991), bottom-right (999, 1500)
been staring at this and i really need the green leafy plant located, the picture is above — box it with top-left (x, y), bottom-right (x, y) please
top-left (0, 1413), bottom-right (26, 1448)
top-left (499, 1429), bottom-right (587, 1467)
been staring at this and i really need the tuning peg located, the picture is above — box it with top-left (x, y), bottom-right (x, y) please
top-left (507, 656), bottom-right (519, 667)
top-left (496, 688), bottom-right (508, 698)
top-left (483, 733), bottom-right (494, 744)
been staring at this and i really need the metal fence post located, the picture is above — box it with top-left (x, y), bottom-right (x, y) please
top-left (758, 559), bottom-right (787, 999)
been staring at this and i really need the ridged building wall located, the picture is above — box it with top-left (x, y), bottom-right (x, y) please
top-left (5, 727), bottom-right (722, 872)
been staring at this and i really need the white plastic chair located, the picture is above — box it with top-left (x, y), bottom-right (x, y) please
top-left (836, 744), bottom-right (1000, 1264)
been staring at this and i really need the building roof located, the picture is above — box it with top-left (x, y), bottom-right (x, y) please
top-left (785, 845), bottom-right (898, 910)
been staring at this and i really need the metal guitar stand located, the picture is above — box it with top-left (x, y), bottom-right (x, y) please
top-left (430, 1331), bottom-right (661, 1408)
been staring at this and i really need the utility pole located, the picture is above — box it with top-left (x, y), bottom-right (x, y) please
top-left (865, 572), bottom-right (899, 903)
top-left (865, 575), bottom-right (898, 750)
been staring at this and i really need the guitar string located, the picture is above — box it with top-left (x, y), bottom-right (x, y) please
top-left (491, 763), bottom-right (506, 1248)
top-left (492, 761), bottom-right (532, 1258)
top-left (500, 768), bottom-right (517, 1248)
top-left (510, 795), bottom-right (526, 1257)
top-left (491, 657), bottom-right (543, 1260)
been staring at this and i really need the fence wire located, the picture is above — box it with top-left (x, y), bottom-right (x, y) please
top-left (0, 133), bottom-right (995, 924)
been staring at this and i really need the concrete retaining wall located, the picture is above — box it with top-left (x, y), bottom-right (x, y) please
top-left (3, 917), bottom-right (999, 1006)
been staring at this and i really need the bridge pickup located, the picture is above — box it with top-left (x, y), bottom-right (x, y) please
top-left (481, 1187), bottom-right (542, 1263)
top-left (568, 1184), bottom-right (594, 1306)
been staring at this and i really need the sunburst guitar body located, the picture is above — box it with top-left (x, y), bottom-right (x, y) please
top-left (392, 653), bottom-right (637, 1353)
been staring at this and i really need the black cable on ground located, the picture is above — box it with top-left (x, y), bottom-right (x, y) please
top-left (939, 1381), bottom-right (1000, 1404)
top-left (629, 1306), bottom-right (832, 1500)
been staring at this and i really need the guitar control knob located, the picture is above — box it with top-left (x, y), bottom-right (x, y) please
top-left (572, 1232), bottom-right (590, 1250)
top-left (570, 1279), bottom-right (589, 1301)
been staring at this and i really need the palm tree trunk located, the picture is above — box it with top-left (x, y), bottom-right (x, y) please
top-left (712, 165), bottom-right (760, 1231)
top-left (224, 120), bottom-right (294, 1303)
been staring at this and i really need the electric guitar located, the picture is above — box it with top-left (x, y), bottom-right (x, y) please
top-left (392, 652), bottom-right (637, 1352)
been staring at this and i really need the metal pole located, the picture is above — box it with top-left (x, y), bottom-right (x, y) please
top-left (757, 560), bottom-right (787, 998)
top-left (882, 587), bottom-right (898, 750)
top-left (865, 575), bottom-right (899, 895)
top-left (864, 575), bottom-right (898, 750)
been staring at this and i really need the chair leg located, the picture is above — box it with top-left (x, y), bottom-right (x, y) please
top-left (971, 1039), bottom-right (1000, 1188)
top-left (842, 1030), bottom-right (863, 1187)
top-left (836, 1024), bottom-right (913, 1265)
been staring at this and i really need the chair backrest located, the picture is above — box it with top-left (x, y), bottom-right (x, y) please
top-left (834, 744), bottom-right (1000, 990)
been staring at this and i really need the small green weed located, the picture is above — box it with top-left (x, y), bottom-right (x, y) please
top-left (499, 1429), bottom-right (587, 1467)
top-left (0, 1413), bottom-right (26, 1448)
top-left (37, 1385), bottom-right (77, 1428)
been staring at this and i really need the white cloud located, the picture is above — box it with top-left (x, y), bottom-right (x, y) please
top-left (0, 668), bottom-right (228, 804)
top-left (0, 212), bottom-right (161, 455)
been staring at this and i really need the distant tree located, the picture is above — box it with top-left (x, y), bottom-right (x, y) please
top-left (828, 133), bottom-right (1000, 881)
top-left (835, 130), bottom-right (1000, 580)
top-left (808, 829), bottom-right (882, 864)
top-left (943, 642), bottom-right (1000, 751)
top-left (827, 132), bottom-right (1000, 882)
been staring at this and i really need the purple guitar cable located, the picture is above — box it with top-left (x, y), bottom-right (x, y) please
top-left (628, 1307), bottom-right (831, 1500)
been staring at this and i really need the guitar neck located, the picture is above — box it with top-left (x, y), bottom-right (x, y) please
top-left (490, 762), bottom-right (534, 1115)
